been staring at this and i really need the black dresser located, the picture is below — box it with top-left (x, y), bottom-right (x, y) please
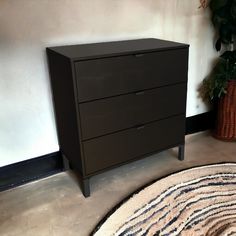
top-left (47, 38), bottom-right (189, 197)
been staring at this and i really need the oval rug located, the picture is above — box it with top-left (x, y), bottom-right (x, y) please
top-left (92, 163), bottom-right (236, 236)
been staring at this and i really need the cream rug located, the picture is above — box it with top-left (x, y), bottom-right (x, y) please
top-left (92, 163), bottom-right (236, 236)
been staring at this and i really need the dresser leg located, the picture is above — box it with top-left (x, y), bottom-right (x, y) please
top-left (82, 178), bottom-right (90, 197)
top-left (62, 154), bottom-right (70, 171)
top-left (178, 144), bottom-right (185, 161)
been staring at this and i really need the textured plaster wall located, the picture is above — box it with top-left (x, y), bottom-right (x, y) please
top-left (0, 0), bottom-right (217, 166)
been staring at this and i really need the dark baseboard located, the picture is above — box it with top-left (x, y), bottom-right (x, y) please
top-left (0, 111), bottom-right (214, 192)
top-left (185, 111), bottom-right (215, 135)
top-left (0, 152), bottom-right (63, 192)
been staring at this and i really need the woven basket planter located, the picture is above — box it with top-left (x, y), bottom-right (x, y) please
top-left (214, 80), bottom-right (236, 141)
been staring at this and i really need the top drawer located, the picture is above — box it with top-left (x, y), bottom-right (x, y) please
top-left (75, 48), bottom-right (188, 102)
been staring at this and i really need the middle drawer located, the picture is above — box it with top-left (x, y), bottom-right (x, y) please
top-left (79, 83), bottom-right (186, 140)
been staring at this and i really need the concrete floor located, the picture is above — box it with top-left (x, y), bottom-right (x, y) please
top-left (0, 132), bottom-right (235, 236)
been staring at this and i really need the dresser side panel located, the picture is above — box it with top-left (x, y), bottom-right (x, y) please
top-left (46, 49), bottom-right (84, 174)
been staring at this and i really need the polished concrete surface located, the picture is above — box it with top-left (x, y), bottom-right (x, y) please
top-left (0, 132), bottom-right (235, 236)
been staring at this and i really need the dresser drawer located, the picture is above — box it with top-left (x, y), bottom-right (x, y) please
top-left (75, 48), bottom-right (188, 102)
top-left (79, 83), bottom-right (187, 140)
top-left (83, 115), bottom-right (185, 175)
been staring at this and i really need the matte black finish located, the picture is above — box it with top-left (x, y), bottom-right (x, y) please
top-left (47, 38), bottom-right (189, 197)
top-left (75, 49), bottom-right (188, 102)
top-left (178, 144), bottom-right (185, 161)
top-left (80, 83), bottom-right (187, 140)
top-left (83, 115), bottom-right (185, 175)
top-left (0, 152), bottom-right (63, 192)
top-left (46, 49), bottom-right (84, 174)
top-left (82, 178), bottom-right (90, 197)
top-left (49, 38), bottom-right (188, 60)
top-left (62, 154), bottom-right (70, 171)
top-left (186, 111), bottom-right (215, 134)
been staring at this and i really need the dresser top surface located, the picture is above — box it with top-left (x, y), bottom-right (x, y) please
top-left (47, 38), bottom-right (189, 60)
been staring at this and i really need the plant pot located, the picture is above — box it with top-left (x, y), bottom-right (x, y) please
top-left (214, 80), bottom-right (236, 141)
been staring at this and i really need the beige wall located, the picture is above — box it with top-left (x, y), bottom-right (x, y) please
top-left (0, 0), bottom-right (217, 166)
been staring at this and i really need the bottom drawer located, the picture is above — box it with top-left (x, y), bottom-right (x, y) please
top-left (83, 115), bottom-right (185, 175)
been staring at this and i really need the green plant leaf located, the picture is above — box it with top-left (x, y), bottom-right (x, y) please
top-left (231, 0), bottom-right (236, 19)
top-left (219, 24), bottom-right (234, 44)
top-left (212, 14), bottom-right (227, 27)
top-left (200, 55), bottom-right (236, 101)
top-left (200, 0), bottom-right (236, 102)
top-left (210, 0), bottom-right (228, 11)
top-left (215, 38), bottom-right (222, 51)
top-left (220, 50), bottom-right (236, 61)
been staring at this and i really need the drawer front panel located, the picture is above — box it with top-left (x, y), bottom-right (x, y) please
top-left (83, 115), bottom-right (185, 175)
top-left (75, 48), bottom-right (188, 102)
top-left (79, 83), bottom-right (187, 140)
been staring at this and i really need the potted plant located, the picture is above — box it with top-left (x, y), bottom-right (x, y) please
top-left (200, 0), bottom-right (236, 140)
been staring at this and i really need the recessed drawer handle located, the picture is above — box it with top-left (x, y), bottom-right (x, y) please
top-left (135, 91), bottom-right (145, 96)
top-left (136, 125), bottom-right (145, 130)
top-left (134, 53), bottom-right (144, 57)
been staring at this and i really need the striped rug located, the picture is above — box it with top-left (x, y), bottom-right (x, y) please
top-left (93, 164), bottom-right (236, 236)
